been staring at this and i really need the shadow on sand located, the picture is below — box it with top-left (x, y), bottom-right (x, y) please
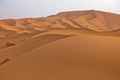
top-left (0, 34), bottom-right (73, 59)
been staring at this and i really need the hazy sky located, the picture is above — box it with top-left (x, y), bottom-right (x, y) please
top-left (0, 0), bottom-right (119, 19)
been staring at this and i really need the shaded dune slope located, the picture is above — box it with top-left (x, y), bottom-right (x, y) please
top-left (0, 33), bottom-right (72, 61)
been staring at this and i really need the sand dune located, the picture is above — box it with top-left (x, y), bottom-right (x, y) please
top-left (0, 10), bottom-right (120, 35)
top-left (0, 10), bottom-right (120, 80)
top-left (1, 30), bottom-right (120, 80)
top-left (0, 34), bottom-right (71, 60)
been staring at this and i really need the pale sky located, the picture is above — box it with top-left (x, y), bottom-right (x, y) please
top-left (0, 0), bottom-right (119, 19)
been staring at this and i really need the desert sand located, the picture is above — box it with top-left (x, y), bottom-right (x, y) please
top-left (0, 10), bottom-right (120, 80)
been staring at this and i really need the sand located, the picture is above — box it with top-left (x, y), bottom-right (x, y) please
top-left (0, 29), bottom-right (120, 80)
top-left (0, 10), bottom-right (120, 80)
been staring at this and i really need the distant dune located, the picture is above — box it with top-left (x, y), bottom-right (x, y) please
top-left (0, 10), bottom-right (120, 80)
top-left (0, 10), bottom-right (120, 36)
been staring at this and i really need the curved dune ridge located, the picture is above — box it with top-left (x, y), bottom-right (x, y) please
top-left (0, 10), bottom-right (120, 80)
